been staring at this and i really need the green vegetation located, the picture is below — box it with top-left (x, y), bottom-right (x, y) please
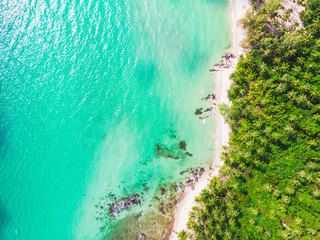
top-left (180, 0), bottom-right (320, 239)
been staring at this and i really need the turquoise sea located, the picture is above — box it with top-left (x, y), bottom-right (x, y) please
top-left (0, 0), bottom-right (231, 239)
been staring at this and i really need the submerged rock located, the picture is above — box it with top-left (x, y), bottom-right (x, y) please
top-left (160, 207), bottom-right (166, 214)
top-left (195, 108), bottom-right (203, 115)
top-left (204, 107), bottom-right (213, 113)
top-left (136, 213), bottom-right (142, 221)
top-left (137, 233), bottom-right (147, 240)
top-left (179, 141), bottom-right (187, 150)
top-left (109, 194), bottom-right (141, 217)
top-left (186, 152), bottom-right (193, 157)
top-left (202, 93), bottom-right (216, 101)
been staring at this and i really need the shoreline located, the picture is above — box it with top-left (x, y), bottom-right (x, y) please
top-left (169, 0), bottom-right (251, 238)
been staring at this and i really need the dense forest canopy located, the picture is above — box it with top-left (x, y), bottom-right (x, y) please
top-left (179, 0), bottom-right (320, 239)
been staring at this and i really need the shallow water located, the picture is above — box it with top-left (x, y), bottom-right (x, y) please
top-left (0, 0), bottom-right (231, 239)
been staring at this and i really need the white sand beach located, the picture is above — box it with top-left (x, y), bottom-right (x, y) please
top-left (169, 0), bottom-right (251, 238)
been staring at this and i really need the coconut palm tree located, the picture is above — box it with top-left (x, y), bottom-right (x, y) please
top-left (306, 228), bottom-right (317, 236)
top-left (297, 57), bottom-right (304, 65)
top-left (295, 217), bottom-right (303, 225)
top-left (312, 189), bottom-right (320, 197)
top-left (287, 90), bottom-right (296, 99)
top-left (251, 208), bottom-right (259, 216)
top-left (298, 171), bottom-right (306, 178)
top-left (228, 218), bottom-right (235, 226)
top-left (284, 125), bottom-right (294, 133)
top-left (305, 173), bottom-right (313, 182)
top-left (307, 162), bottom-right (316, 169)
top-left (285, 186), bottom-right (295, 195)
top-left (308, 140), bottom-right (316, 146)
top-left (224, 231), bottom-right (232, 240)
top-left (292, 66), bottom-right (300, 73)
top-left (310, 91), bottom-right (319, 99)
top-left (288, 49), bottom-right (296, 57)
top-left (291, 178), bottom-right (301, 186)
top-left (272, 132), bottom-right (280, 140)
top-left (313, 18), bottom-right (320, 29)
top-left (256, 225), bottom-right (264, 233)
top-left (296, 94), bottom-right (307, 105)
top-left (249, 218), bottom-right (255, 226)
top-left (288, 115), bottom-right (296, 122)
top-left (281, 230), bottom-right (290, 239)
top-left (263, 183), bottom-right (273, 192)
top-left (301, 83), bottom-right (310, 91)
top-left (292, 228), bottom-right (302, 237)
top-left (282, 195), bottom-right (290, 204)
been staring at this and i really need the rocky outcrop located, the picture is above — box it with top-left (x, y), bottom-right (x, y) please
top-left (109, 195), bottom-right (141, 217)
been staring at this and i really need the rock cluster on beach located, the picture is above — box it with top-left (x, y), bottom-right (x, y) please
top-left (103, 165), bottom-right (208, 239)
top-left (195, 93), bottom-right (217, 119)
top-left (210, 52), bottom-right (236, 72)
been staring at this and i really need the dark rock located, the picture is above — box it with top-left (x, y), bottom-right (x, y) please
top-left (160, 207), bottom-right (166, 214)
top-left (186, 177), bottom-right (195, 189)
top-left (179, 141), bottom-right (187, 150)
top-left (156, 144), bottom-right (163, 151)
top-left (154, 197), bottom-right (160, 201)
top-left (195, 108), bottom-right (203, 115)
top-left (186, 152), bottom-right (193, 157)
top-left (199, 116), bottom-right (210, 120)
top-left (136, 213), bottom-right (142, 221)
top-left (204, 107), bottom-right (213, 113)
top-left (137, 233), bottom-right (147, 240)
top-left (109, 194), bottom-right (141, 217)
top-left (193, 169), bottom-right (199, 177)
top-left (186, 177), bottom-right (194, 184)
top-left (160, 188), bottom-right (166, 195)
top-left (202, 93), bottom-right (216, 101)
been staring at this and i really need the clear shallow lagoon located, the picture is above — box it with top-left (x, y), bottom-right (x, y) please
top-left (0, 0), bottom-right (231, 239)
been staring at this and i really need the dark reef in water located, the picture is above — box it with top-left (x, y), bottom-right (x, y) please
top-left (106, 166), bottom-right (208, 239)
top-left (109, 195), bottom-right (141, 217)
top-left (155, 139), bottom-right (193, 160)
top-left (195, 93), bottom-right (217, 119)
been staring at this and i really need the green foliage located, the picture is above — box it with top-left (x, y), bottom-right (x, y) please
top-left (218, 103), bottom-right (229, 119)
top-left (180, 1), bottom-right (320, 239)
top-left (240, 0), bottom-right (282, 48)
top-left (178, 230), bottom-right (190, 240)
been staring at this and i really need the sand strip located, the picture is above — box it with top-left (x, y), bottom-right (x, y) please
top-left (169, 0), bottom-right (251, 238)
